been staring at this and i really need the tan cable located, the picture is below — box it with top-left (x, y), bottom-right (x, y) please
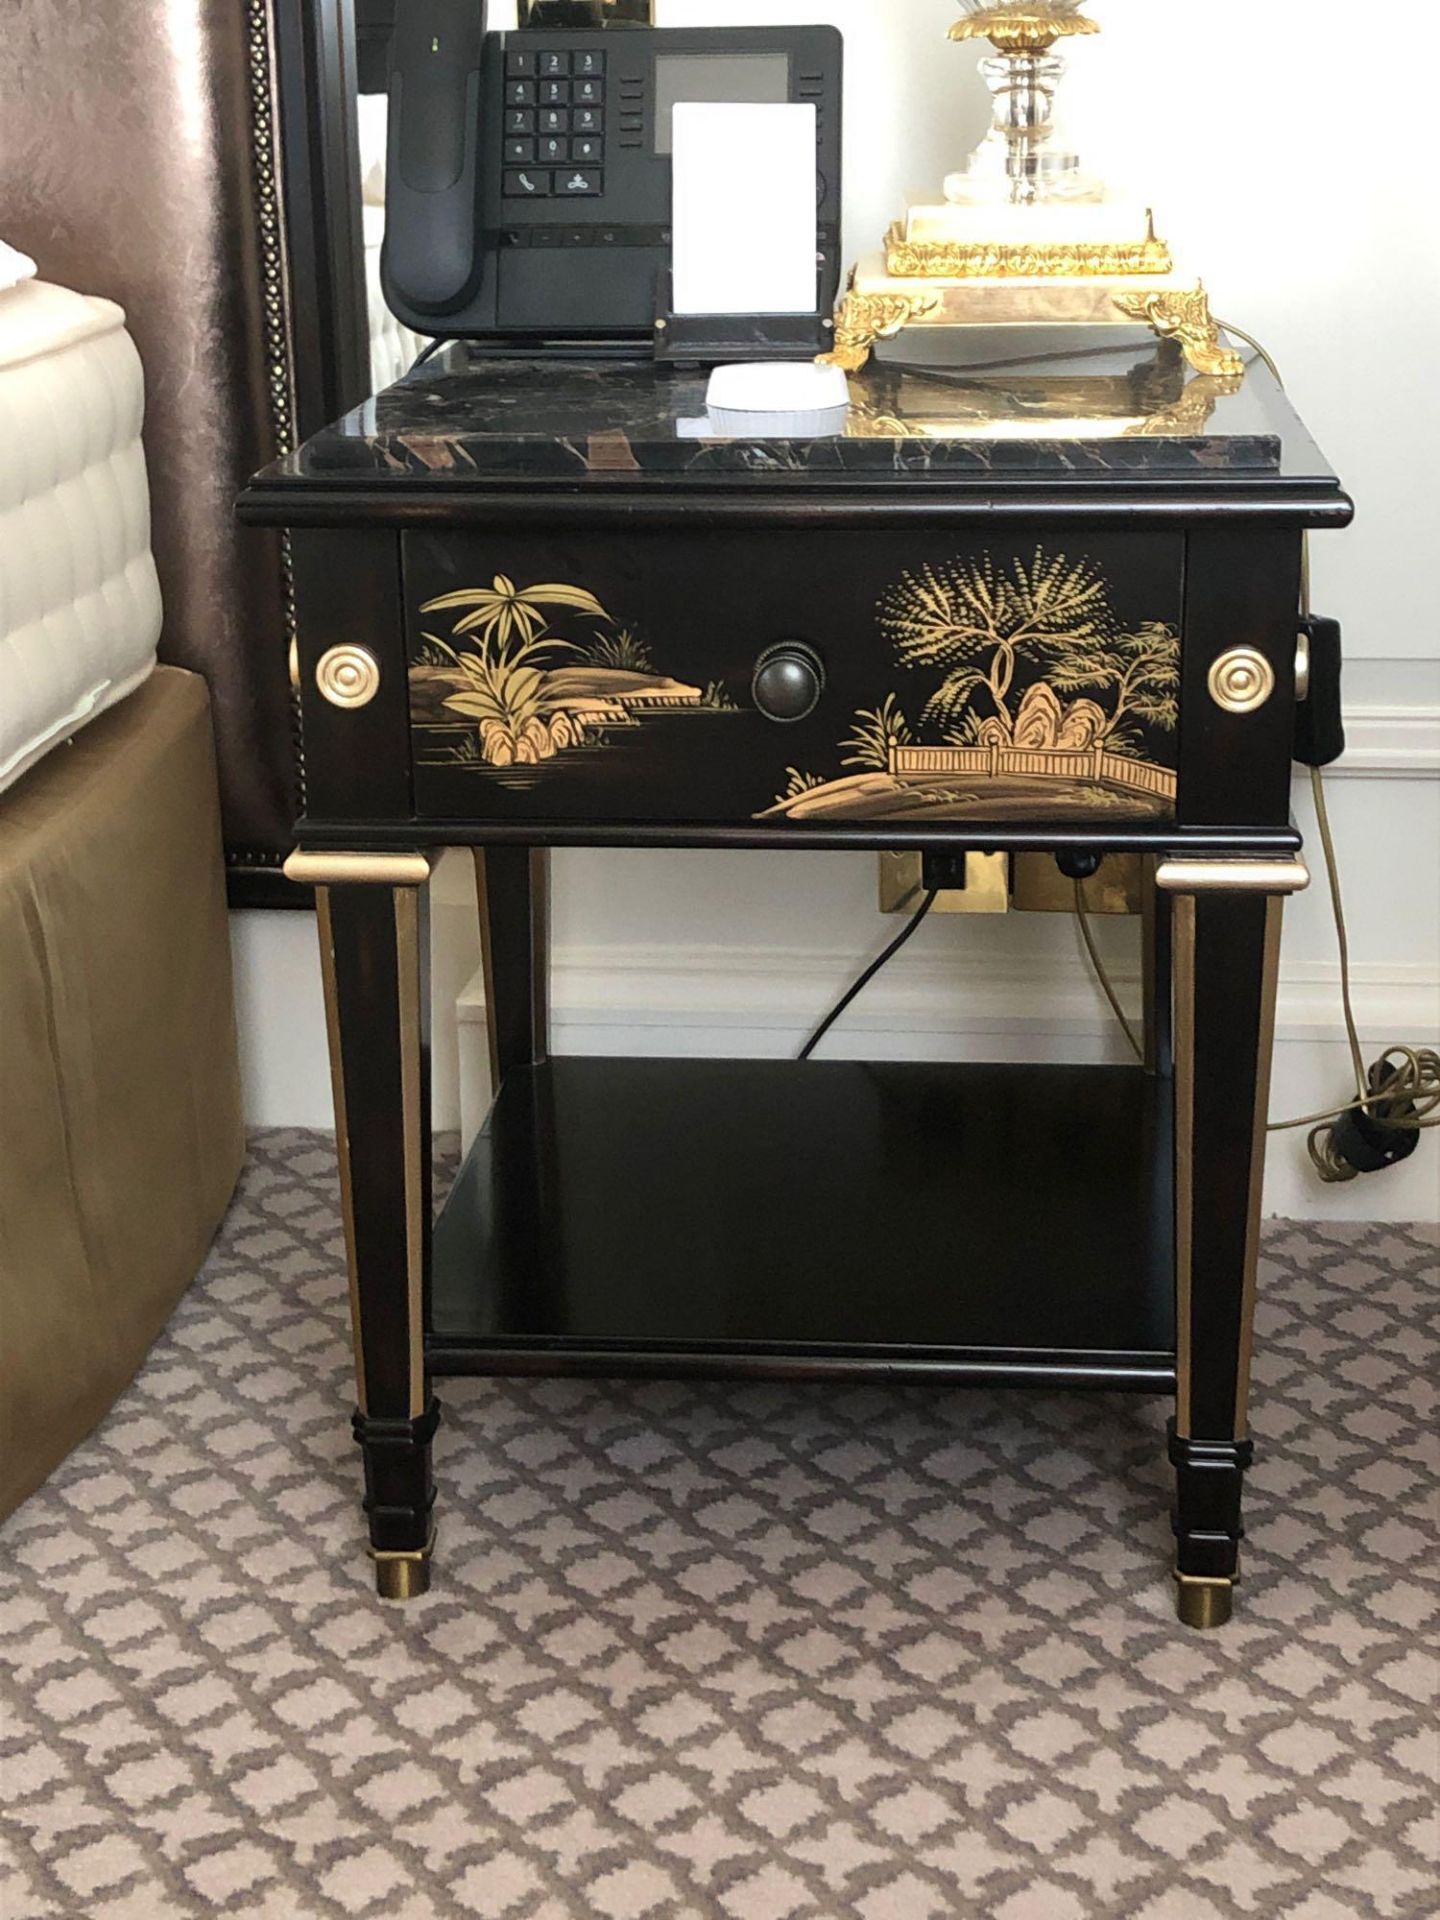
top-left (1197, 320), bottom-right (1436, 1176)
top-left (1074, 880), bottom-right (1144, 1063)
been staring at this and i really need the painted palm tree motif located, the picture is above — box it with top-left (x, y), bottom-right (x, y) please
top-left (762, 546), bottom-right (1181, 822)
top-left (410, 575), bottom-right (734, 774)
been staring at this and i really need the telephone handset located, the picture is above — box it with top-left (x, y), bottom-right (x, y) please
top-left (386, 0), bottom-right (489, 321)
top-left (383, 1), bottom-right (844, 349)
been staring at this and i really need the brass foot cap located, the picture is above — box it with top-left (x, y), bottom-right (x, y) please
top-left (1175, 1573), bottom-right (1234, 1630)
top-left (370, 1532), bottom-right (435, 1602)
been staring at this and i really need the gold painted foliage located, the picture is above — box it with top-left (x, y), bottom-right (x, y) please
top-left (843, 695), bottom-right (913, 772)
top-left (879, 548), bottom-right (1110, 728)
top-left (421, 576), bottom-right (612, 656)
top-left (877, 547), bottom-right (1179, 751)
top-left (1048, 620), bottom-right (1181, 753)
top-left (419, 576), bottom-right (616, 768)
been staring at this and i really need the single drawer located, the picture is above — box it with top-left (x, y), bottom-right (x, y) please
top-left (405, 527), bottom-right (1185, 828)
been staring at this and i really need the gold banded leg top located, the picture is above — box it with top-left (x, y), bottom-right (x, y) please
top-left (285, 849), bottom-right (433, 889)
top-left (370, 1531), bottom-right (436, 1602)
top-left (1174, 1571), bottom-right (1235, 1630)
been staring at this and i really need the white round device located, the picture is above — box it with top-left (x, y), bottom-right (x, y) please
top-left (704, 361), bottom-right (851, 437)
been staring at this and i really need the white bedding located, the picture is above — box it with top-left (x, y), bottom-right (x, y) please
top-left (0, 279), bottom-right (161, 796)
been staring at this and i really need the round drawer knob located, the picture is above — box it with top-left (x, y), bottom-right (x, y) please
top-left (1208, 646), bottom-right (1275, 715)
top-left (752, 642), bottom-right (825, 724)
top-left (316, 644), bottom-right (381, 710)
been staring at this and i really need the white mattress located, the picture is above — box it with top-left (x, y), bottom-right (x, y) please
top-left (0, 279), bottom-right (161, 796)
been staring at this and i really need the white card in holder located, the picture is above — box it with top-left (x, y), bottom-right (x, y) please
top-left (670, 102), bottom-right (818, 318)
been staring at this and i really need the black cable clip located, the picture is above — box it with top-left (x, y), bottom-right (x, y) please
top-left (1316, 1055), bottom-right (1424, 1179)
top-left (1294, 615), bottom-right (1345, 768)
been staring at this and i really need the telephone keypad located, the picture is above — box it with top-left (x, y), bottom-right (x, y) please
top-left (504, 43), bottom-right (606, 203)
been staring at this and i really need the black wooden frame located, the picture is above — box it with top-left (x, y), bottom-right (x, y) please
top-left (243, 391), bottom-right (1351, 1624)
top-left (228, 0), bottom-right (376, 907)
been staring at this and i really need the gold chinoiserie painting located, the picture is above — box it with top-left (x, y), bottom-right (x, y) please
top-left (762, 548), bottom-right (1179, 822)
top-left (409, 575), bottom-right (737, 777)
top-left (409, 547), bottom-right (1179, 823)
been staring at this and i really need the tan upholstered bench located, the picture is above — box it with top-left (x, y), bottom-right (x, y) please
top-left (0, 665), bottom-right (244, 1519)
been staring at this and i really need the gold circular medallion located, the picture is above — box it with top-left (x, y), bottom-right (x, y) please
top-left (1207, 647), bottom-right (1275, 715)
top-left (315, 645), bottom-right (381, 710)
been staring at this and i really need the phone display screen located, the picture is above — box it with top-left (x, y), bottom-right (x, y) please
top-left (653, 52), bottom-right (790, 154)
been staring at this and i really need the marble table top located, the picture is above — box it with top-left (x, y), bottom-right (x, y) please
top-left (252, 331), bottom-right (1341, 494)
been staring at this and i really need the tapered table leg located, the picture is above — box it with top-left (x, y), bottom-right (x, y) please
top-left (290, 850), bottom-right (437, 1600)
top-left (1159, 857), bottom-right (1307, 1628)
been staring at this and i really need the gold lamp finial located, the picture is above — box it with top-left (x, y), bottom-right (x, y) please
top-left (949, 4), bottom-right (1100, 56)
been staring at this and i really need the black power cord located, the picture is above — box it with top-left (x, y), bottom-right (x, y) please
top-left (799, 891), bottom-right (939, 1061)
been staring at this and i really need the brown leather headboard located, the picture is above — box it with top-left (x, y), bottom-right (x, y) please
top-left (1, 0), bottom-right (304, 896)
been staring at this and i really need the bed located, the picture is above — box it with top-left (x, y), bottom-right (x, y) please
top-left (0, 274), bottom-right (244, 1519)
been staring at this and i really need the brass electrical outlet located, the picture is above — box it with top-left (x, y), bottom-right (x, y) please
top-left (878, 852), bottom-right (1011, 915)
top-left (878, 851), bottom-right (1144, 916)
top-left (1012, 852), bottom-right (1144, 916)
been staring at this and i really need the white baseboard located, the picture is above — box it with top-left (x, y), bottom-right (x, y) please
top-left (1329, 705), bottom-right (1440, 779)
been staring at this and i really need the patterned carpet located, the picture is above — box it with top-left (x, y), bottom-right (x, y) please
top-left (1, 1131), bottom-right (1436, 1920)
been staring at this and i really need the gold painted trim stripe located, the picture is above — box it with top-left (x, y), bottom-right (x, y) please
top-left (1156, 859), bottom-right (1309, 896)
top-left (1234, 897), bottom-right (1284, 1439)
top-left (394, 887), bottom-right (427, 1421)
top-left (316, 888), bottom-right (368, 1415)
top-left (285, 850), bottom-right (432, 889)
top-left (1172, 893), bottom-right (1196, 1436)
top-left (1141, 855), bottom-right (1160, 1075)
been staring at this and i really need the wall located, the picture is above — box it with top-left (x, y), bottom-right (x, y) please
top-left (233, 0), bottom-right (1440, 1221)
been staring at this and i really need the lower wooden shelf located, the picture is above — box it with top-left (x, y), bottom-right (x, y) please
top-left (429, 1057), bottom-right (1176, 1389)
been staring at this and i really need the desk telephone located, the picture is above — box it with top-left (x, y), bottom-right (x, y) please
top-left (383, 0), bottom-right (843, 351)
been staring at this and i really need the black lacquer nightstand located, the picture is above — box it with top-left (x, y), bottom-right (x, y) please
top-left (239, 338), bottom-right (1351, 1625)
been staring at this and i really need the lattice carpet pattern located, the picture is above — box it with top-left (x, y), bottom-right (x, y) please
top-left (1, 1131), bottom-right (1436, 1919)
